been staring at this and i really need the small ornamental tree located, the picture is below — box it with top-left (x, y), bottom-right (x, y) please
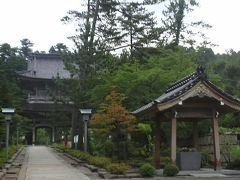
top-left (91, 88), bottom-right (136, 160)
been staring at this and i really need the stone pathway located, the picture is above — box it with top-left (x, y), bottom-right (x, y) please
top-left (17, 146), bottom-right (240, 180)
top-left (18, 146), bottom-right (91, 180)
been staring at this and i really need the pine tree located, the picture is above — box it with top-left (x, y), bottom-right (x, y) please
top-left (19, 39), bottom-right (33, 58)
top-left (117, 2), bottom-right (157, 58)
top-left (161, 0), bottom-right (211, 48)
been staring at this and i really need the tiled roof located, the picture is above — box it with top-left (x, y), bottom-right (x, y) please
top-left (18, 53), bottom-right (71, 79)
top-left (132, 67), bottom-right (240, 115)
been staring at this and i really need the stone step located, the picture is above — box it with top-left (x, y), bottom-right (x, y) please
top-left (2, 173), bottom-right (18, 180)
top-left (6, 168), bottom-right (20, 174)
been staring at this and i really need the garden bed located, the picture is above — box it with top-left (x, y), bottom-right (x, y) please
top-left (52, 144), bottom-right (142, 178)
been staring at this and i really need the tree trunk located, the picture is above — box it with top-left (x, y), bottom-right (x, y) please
top-left (89, 0), bottom-right (100, 50)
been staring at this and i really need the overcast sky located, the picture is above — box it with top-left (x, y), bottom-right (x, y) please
top-left (0, 0), bottom-right (240, 54)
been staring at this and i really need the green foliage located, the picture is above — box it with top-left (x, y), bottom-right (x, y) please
top-left (68, 150), bottom-right (91, 161)
top-left (0, 43), bottom-right (27, 146)
top-left (161, 156), bottom-right (171, 164)
top-left (231, 146), bottom-right (240, 161)
top-left (53, 144), bottom-right (131, 174)
top-left (91, 88), bottom-right (136, 160)
top-left (53, 144), bottom-right (66, 151)
top-left (89, 156), bottom-right (112, 168)
top-left (226, 146), bottom-right (240, 170)
top-left (19, 38), bottom-right (33, 57)
top-left (163, 164), bottom-right (179, 177)
top-left (36, 128), bottom-right (50, 145)
top-left (106, 163), bottom-right (130, 174)
top-left (0, 43), bottom-right (26, 107)
top-left (136, 123), bottom-right (153, 157)
top-left (139, 163), bottom-right (156, 177)
top-left (90, 47), bottom-right (198, 111)
top-left (219, 127), bottom-right (240, 134)
top-left (127, 159), bottom-right (145, 167)
top-left (161, 0), bottom-right (211, 47)
top-left (226, 160), bottom-right (240, 170)
top-left (201, 149), bottom-right (212, 167)
top-left (0, 145), bottom-right (18, 168)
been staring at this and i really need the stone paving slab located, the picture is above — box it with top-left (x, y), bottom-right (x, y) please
top-left (175, 168), bottom-right (240, 177)
top-left (3, 173), bottom-right (18, 180)
top-left (22, 146), bottom-right (92, 180)
top-left (7, 168), bottom-right (20, 174)
top-left (189, 173), bottom-right (227, 177)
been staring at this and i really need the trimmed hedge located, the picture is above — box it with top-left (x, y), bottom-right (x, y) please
top-left (106, 163), bottom-right (130, 174)
top-left (139, 163), bottom-right (156, 177)
top-left (163, 164), bottom-right (179, 177)
top-left (89, 156), bottom-right (112, 168)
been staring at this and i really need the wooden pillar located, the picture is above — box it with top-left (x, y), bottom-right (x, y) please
top-left (71, 110), bottom-right (76, 149)
top-left (32, 126), bottom-right (36, 145)
top-left (154, 115), bottom-right (161, 168)
top-left (193, 121), bottom-right (199, 150)
top-left (64, 127), bottom-right (68, 147)
top-left (52, 126), bottom-right (55, 143)
top-left (171, 115), bottom-right (177, 164)
top-left (78, 115), bottom-right (84, 150)
top-left (212, 110), bottom-right (221, 170)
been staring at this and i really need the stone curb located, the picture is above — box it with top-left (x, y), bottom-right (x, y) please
top-left (1, 147), bottom-right (26, 179)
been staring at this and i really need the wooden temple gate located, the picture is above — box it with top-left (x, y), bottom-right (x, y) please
top-left (18, 53), bottom-right (84, 148)
top-left (133, 67), bottom-right (240, 170)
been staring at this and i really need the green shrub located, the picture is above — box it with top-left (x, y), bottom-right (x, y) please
top-left (53, 144), bottom-right (130, 174)
top-left (161, 156), bottom-right (171, 164)
top-left (106, 163), bottom-right (131, 174)
top-left (139, 163), bottom-right (156, 177)
top-left (9, 146), bottom-right (17, 157)
top-left (67, 149), bottom-right (91, 161)
top-left (0, 145), bottom-right (18, 168)
top-left (128, 159), bottom-right (145, 167)
top-left (226, 146), bottom-right (240, 169)
top-left (163, 164), bottom-right (179, 177)
top-left (53, 144), bottom-right (67, 152)
top-left (89, 156), bottom-right (112, 168)
top-left (231, 146), bottom-right (240, 161)
top-left (226, 160), bottom-right (240, 170)
top-left (201, 149), bottom-right (211, 167)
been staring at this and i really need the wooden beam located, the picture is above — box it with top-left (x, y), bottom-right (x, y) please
top-left (175, 109), bottom-right (212, 119)
top-left (180, 102), bottom-right (217, 108)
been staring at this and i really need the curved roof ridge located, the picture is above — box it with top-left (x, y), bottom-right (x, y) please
top-left (166, 73), bottom-right (196, 93)
top-left (205, 80), bottom-right (240, 102)
top-left (166, 66), bottom-right (207, 93)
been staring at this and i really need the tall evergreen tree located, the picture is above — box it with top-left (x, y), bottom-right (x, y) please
top-left (19, 38), bottom-right (33, 58)
top-left (49, 43), bottom-right (69, 54)
top-left (117, 2), bottom-right (157, 57)
top-left (161, 0), bottom-right (211, 48)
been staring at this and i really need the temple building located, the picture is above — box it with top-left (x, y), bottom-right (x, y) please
top-left (17, 53), bottom-right (77, 145)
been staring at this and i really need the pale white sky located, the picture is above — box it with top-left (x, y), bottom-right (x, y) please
top-left (0, 0), bottom-right (239, 54)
